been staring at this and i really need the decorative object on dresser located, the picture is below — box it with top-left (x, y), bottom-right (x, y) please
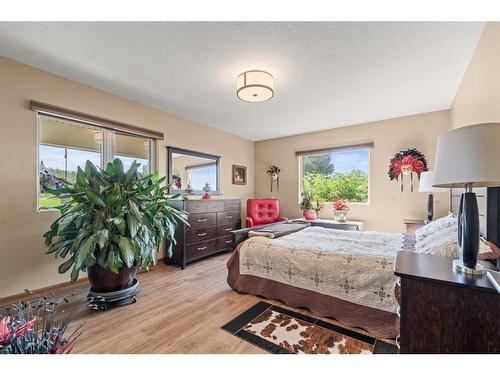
top-left (418, 171), bottom-right (447, 222)
top-left (232, 164), bottom-right (247, 185)
top-left (403, 219), bottom-right (426, 234)
top-left (395, 251), bottom-right (500, 353)
top-left (168, 199), bottom-right (241, 269)
top-left (266, 165), bottom-right (281, 192)
top-left (388, 148), bottom-right (428, 192)
top-left (433, 123), bottom-right (500, 276)
top-left (246, 198), bottom-right (287, 228)
top-left (201, 183), bottom-right (211, 199)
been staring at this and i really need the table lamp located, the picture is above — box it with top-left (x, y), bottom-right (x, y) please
top-left (418, 171), bottom-right (447, 222)
top-left (433, 123), bottom-right (500, 276)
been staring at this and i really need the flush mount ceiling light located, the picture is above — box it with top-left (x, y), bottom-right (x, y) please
top-left (236, 70), bottom-right (274, 102)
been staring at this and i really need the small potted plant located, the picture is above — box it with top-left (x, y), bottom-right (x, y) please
top-left (43, 159), bottom-right (188, 297)
top-left (300, 189), bottom-right (317, 220)
top-left (0, 291), bottom-right (82, 354)
top-left (332, 199), bottom-right (349, 222)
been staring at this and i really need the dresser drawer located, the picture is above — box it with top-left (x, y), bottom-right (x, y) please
top-left (217, 211), bottom-right (240, 225)
top-left (224, 200), bottom-right (241, 211)
top-left (188, 212), bottom-right (217, 228)
top-left (217, 222), bottom-right (241, 237)
top-left (186, 239), bottom-right (217, 260)
top-left (206, 200), bottom-right (225, 212)
top-left (186, 200), bottom-right (208, 214)
top-left (185, 226), bottom-right (217, 244)
top-left (217, 235), bottom-right (234, 251)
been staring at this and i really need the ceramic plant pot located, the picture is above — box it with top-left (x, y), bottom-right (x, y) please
top-left (87, 265), bottom-right (138, 293)
top-left (303, 210), bottom-right (317, 220)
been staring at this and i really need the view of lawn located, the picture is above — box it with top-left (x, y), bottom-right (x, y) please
top-left (39, 195), bottom-right (62, 208)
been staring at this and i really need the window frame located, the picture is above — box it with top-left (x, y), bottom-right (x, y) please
top-left (36, 114), bottom-right (157, 212)
top-left (297, 146), bottom-right (371, 206)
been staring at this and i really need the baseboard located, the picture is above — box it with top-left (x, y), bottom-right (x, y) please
top-left (0, 257), bottom-right (167, 307)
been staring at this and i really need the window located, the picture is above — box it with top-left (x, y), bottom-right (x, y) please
top-left (38, 115), bottom-right (156, 209)
top-left (298, 146), bottom-right (370, 203)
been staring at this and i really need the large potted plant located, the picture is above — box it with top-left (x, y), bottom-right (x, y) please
top-left (43, 159), bottom-right (188, 294)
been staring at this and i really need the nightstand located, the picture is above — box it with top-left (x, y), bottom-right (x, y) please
top-left (403, 219), bottom-right (426, 233)
top-left (394, 251), bottom-right (500, 353)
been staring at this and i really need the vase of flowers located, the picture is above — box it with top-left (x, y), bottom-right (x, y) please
top-left (332, 200), bottom-right (349, 222)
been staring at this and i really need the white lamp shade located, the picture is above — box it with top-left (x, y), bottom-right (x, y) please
top-left (433, 123), bottom-right (500, 188)
top-left (418, 171), bottom-right (447, 193)
top-left (237, 70), bottom-right (274, 102)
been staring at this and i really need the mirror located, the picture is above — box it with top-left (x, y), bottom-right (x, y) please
top-left (167, 147), bottom-right (220, 195)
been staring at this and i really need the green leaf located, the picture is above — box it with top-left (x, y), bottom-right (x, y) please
top-left (127, 214), bottom-right (138, 239)
top-left (96, 229), bottom-right (109, 249)
top-left (75, 235), bottom-right (96, 269)
top-left (113, 158), bottom-right (124, 177)
top-left (128, 200), bottom-right (142, 221)
top-left (118, 236), bottom-right (134, 267)
top-left (58, 256), bottom-right (75, 274)
top-left (70, 266), bottom-right (80, 282)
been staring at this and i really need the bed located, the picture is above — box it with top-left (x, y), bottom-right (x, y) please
top-left (227, 190), bottom-right (500, 339)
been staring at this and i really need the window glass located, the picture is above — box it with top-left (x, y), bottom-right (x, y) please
top-left (38, 115), bottom-right (155, 210)
top-left (113, 132), bottom-right (151, 174)
top-left (300, 148), bottom-right (369, 203)
top-left (39, 116), bottom-right (101, 208)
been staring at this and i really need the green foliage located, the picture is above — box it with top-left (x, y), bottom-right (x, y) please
top-left (303, 170), bottom-right (368, 203)
top-left (300, 189), bottom-right (314, 211)
top-left (43, 159), bottom-right (188, 282)
top-left (303, 155), bottom-right (335, 176)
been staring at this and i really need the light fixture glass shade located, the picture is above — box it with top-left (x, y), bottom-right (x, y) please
top-left (237, 70), bottom-right (274, 102)
top-left (433, 123), bottom-right (500, 188)
top-left (418, 171), bottom-right (448, 193)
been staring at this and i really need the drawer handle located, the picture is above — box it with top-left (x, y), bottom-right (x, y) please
top-left (197, 232), bottom-right (208, 237)
top-left (197, 246), bottom-right (207, 251)
top-left (225, 216), bottom-right (233, 219)
top-left (224, 240), bottom-right (232, 244)
top-left (224, 228), bottom-right (233, 231)
top-left (197, 218), bottom-right (208, 222)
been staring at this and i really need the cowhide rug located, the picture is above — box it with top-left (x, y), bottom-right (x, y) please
top-left (222, 302), bottom-right (398, 354)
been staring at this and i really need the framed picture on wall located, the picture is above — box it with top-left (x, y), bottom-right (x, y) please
top-left (232, 165), bottom-right (247, 185)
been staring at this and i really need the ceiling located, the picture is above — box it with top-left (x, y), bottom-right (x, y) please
top-left (0, 22), bottom-right (484, 141)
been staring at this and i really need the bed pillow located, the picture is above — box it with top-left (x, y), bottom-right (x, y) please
top-left (414, 213), bottom-right (457, 242)
top-left (416, 223), bottom-right (500, 259)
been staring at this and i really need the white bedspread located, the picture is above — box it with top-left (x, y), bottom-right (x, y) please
top-left (239, 226), bottom-right (404, 313)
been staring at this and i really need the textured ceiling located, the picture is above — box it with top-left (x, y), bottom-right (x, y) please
top-left (0, 22), bottom-right (484, 141)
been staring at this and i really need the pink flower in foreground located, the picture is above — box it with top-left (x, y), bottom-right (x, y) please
top-left (0, 316), bottom-right (12, 348)
top-left (14, 317), bottom-right (37, 337)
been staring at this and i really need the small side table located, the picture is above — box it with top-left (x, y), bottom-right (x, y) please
top-left (394, 251), bottom-right (499, 353)
top-left (293, 218), bottom-right (363, 231)
top-left (403, 219), bottom-right (426, 234)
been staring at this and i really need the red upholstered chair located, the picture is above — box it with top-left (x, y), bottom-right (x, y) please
top-left (246, 199), bottom-right (287, 228)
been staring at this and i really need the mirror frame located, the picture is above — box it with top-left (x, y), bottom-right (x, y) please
top-left (167, 146), bottom-right (221, 195)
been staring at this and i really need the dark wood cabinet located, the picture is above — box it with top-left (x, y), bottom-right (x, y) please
top-left (167, 199), bottom-right (241, 268)
top-left (394, 251), bottom-right (500, 353)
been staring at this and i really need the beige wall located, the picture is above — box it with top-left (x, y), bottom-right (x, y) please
top-left (0, 56), bottom-right (255, 298)
top-left (255, 111), bottom-right (451, 232)
top-left (451, 22), bottom-right (500, 128)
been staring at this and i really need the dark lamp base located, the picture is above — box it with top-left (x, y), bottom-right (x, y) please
top-left (452, 259), bottom-right (485, 276)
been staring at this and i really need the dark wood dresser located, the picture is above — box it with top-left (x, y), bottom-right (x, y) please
top-left (394, 251), bottom-right (500, 353)
top-left (167, 199), bottom-right (241, 268)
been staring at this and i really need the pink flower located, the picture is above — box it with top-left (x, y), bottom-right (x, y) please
top-left (332, 200), bottom-right (349, 211)
top-left (0, 316), bottom-right (12, 348)
top-left (14, 317), bottom-right (37, 337)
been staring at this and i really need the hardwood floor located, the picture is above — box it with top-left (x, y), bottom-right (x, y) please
top-left (0, 252), bottom-right (389, 353)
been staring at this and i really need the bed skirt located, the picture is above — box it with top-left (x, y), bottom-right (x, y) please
top-left (226, 246), bottom-right (399, 339)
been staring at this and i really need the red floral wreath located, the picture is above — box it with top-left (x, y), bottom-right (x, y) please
top-left (388, 148), bottom-right (428, 191)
